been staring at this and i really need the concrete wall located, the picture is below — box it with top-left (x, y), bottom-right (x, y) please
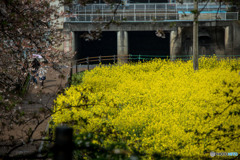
top-left (64, 21), bottom-right (232, 32)
top-left (232, 21), bottom-right (240, 55)
top-left (179, 13), bottom-right (225, 21)
top-left (181, 27), bottom-right (225, 56)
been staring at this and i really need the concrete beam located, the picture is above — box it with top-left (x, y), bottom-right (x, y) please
top-left (117, 31), bottom-right (128, 64)
top-left (170, 27), bottom-right (182, 60)
top-left (64, 21), bottom-right (232, 32)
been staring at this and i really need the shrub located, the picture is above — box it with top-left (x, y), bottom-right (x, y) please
top-left (52, 57), bottom-right (240, 159)
top-left (71, 71), bottom-right (85, 86)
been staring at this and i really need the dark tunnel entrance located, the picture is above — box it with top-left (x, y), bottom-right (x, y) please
top-left (74, 31), bottom-right (117, 60)
top-left (128, 31), bottom-right (170, 61)
top-left (74, 31), bottom-right (170, 63)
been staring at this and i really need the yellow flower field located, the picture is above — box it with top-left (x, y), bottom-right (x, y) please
top-left (52, 56), bottom-right (240, 159)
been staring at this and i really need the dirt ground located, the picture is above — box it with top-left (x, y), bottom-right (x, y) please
top-left (0, 67), bottom-right (70, 158)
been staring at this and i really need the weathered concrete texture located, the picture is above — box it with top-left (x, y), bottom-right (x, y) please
top-left (181, 27), bottom-right (225, 56)
top-left (117, 31), bottom-right (128, 63)
top-left (232, 21), bottom-right (240, 55)
top-left (63, 31), bottom-right (74, 54)
top-left (170, 27), bottom-right (182, 60)
top-left (64, 21), bottom-right (232, 32)
top-left (179, 13), bottom-right (226, 21)
top-left (225, 26), bottom-right (233, 55)
top-left (72, 31), bottom-right (76, 54)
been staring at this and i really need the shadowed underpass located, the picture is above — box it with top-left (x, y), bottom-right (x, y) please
top-left (74, 31), bottom-right (170, 62)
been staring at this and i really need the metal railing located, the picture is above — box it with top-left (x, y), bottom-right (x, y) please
top-left (65, 12), bottom-right (238, 22)
top-left (70, 54), bottom-right (240, 72)
top-left (65, 3), bottom-right (230, 14)
top-left (64, 3), bottom-right (239, 22)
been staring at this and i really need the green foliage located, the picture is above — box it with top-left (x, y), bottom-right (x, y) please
top-left (73, 130), bottom-right (139, 160)
top-left (71, 71), bottom-right (85, 85)
top-left (190, 9), bottom-right (198, 15)
top-left (19, 73), bottom-right (31, 96)
top-left (0, 95), bottom-right (3, 102)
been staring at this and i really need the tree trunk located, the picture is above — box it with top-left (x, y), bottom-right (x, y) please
top-left (193, 0), bottom-right (199, 70)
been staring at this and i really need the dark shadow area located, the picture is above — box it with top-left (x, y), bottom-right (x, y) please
top-left (199, 36), bottom-right (215, 56)
top-left (128, 31), bottom-right (170, 62)
top-left (74, 31), bottom-right (117, 64)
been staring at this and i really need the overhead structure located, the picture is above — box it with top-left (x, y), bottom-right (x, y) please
top-left (63, 0), bottom-right (240, 64)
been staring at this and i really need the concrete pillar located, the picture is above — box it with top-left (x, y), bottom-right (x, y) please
top-left (72, 31), bottom-right (75, 54)
top-left (170, 27), bottom-right (182, 60)
top-left (63, 31), bottom-right (75, 55)
top-left (117, 31), bottom-right (128, 64)
top-left (225, 26), bottom-right (233, 55)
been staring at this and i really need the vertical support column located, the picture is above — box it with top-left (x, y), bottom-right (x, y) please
top-left (117, 31), bottom-right (128, 64)
top-left (225, 26), bottom-right (233, 55)
top-left (170, 27), bottom-right (182, 60)
top-left (64, 31), bottom-right (75, 75)
top-left (63, 31), bottom-right (75, 55)
top-left (72, 31), bottom-right (75, 54)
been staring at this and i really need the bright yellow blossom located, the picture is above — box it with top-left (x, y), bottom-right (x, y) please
top-left (51, 57), bottom-right (240, 159)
